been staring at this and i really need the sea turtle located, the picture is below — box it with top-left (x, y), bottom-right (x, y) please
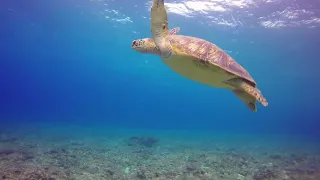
top-left (132, 0), bottom-right (268, 111)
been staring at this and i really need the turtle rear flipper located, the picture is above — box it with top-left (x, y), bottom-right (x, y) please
top-left (226, 78), bottom-right (268, 107)
top-left (232, 89), bottom-right (257, 112)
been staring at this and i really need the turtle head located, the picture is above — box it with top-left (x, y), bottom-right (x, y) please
top-left (131, 38), bottom-right (160, 55)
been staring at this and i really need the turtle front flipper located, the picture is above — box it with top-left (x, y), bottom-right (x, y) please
top-left (153, 0), bottom-right (164, 8)
top-left (226, 78), bottom-right (268, 108)
top-left (151, 0), bottom-right (172, 58)
top-left (232, 89), bottom-right (257, 112)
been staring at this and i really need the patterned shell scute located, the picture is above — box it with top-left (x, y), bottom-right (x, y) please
top-left (168, 35), bottom-right (256, 85)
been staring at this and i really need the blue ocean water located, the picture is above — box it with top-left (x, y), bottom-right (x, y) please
top-left (1, 0), bottom-right (320, 179)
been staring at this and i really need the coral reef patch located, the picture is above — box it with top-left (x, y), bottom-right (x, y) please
top-left (1, 129), bottom-right (319, 180)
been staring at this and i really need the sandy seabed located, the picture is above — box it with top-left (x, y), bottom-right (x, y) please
top-left (0, 123), bottom-right (319, 180)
